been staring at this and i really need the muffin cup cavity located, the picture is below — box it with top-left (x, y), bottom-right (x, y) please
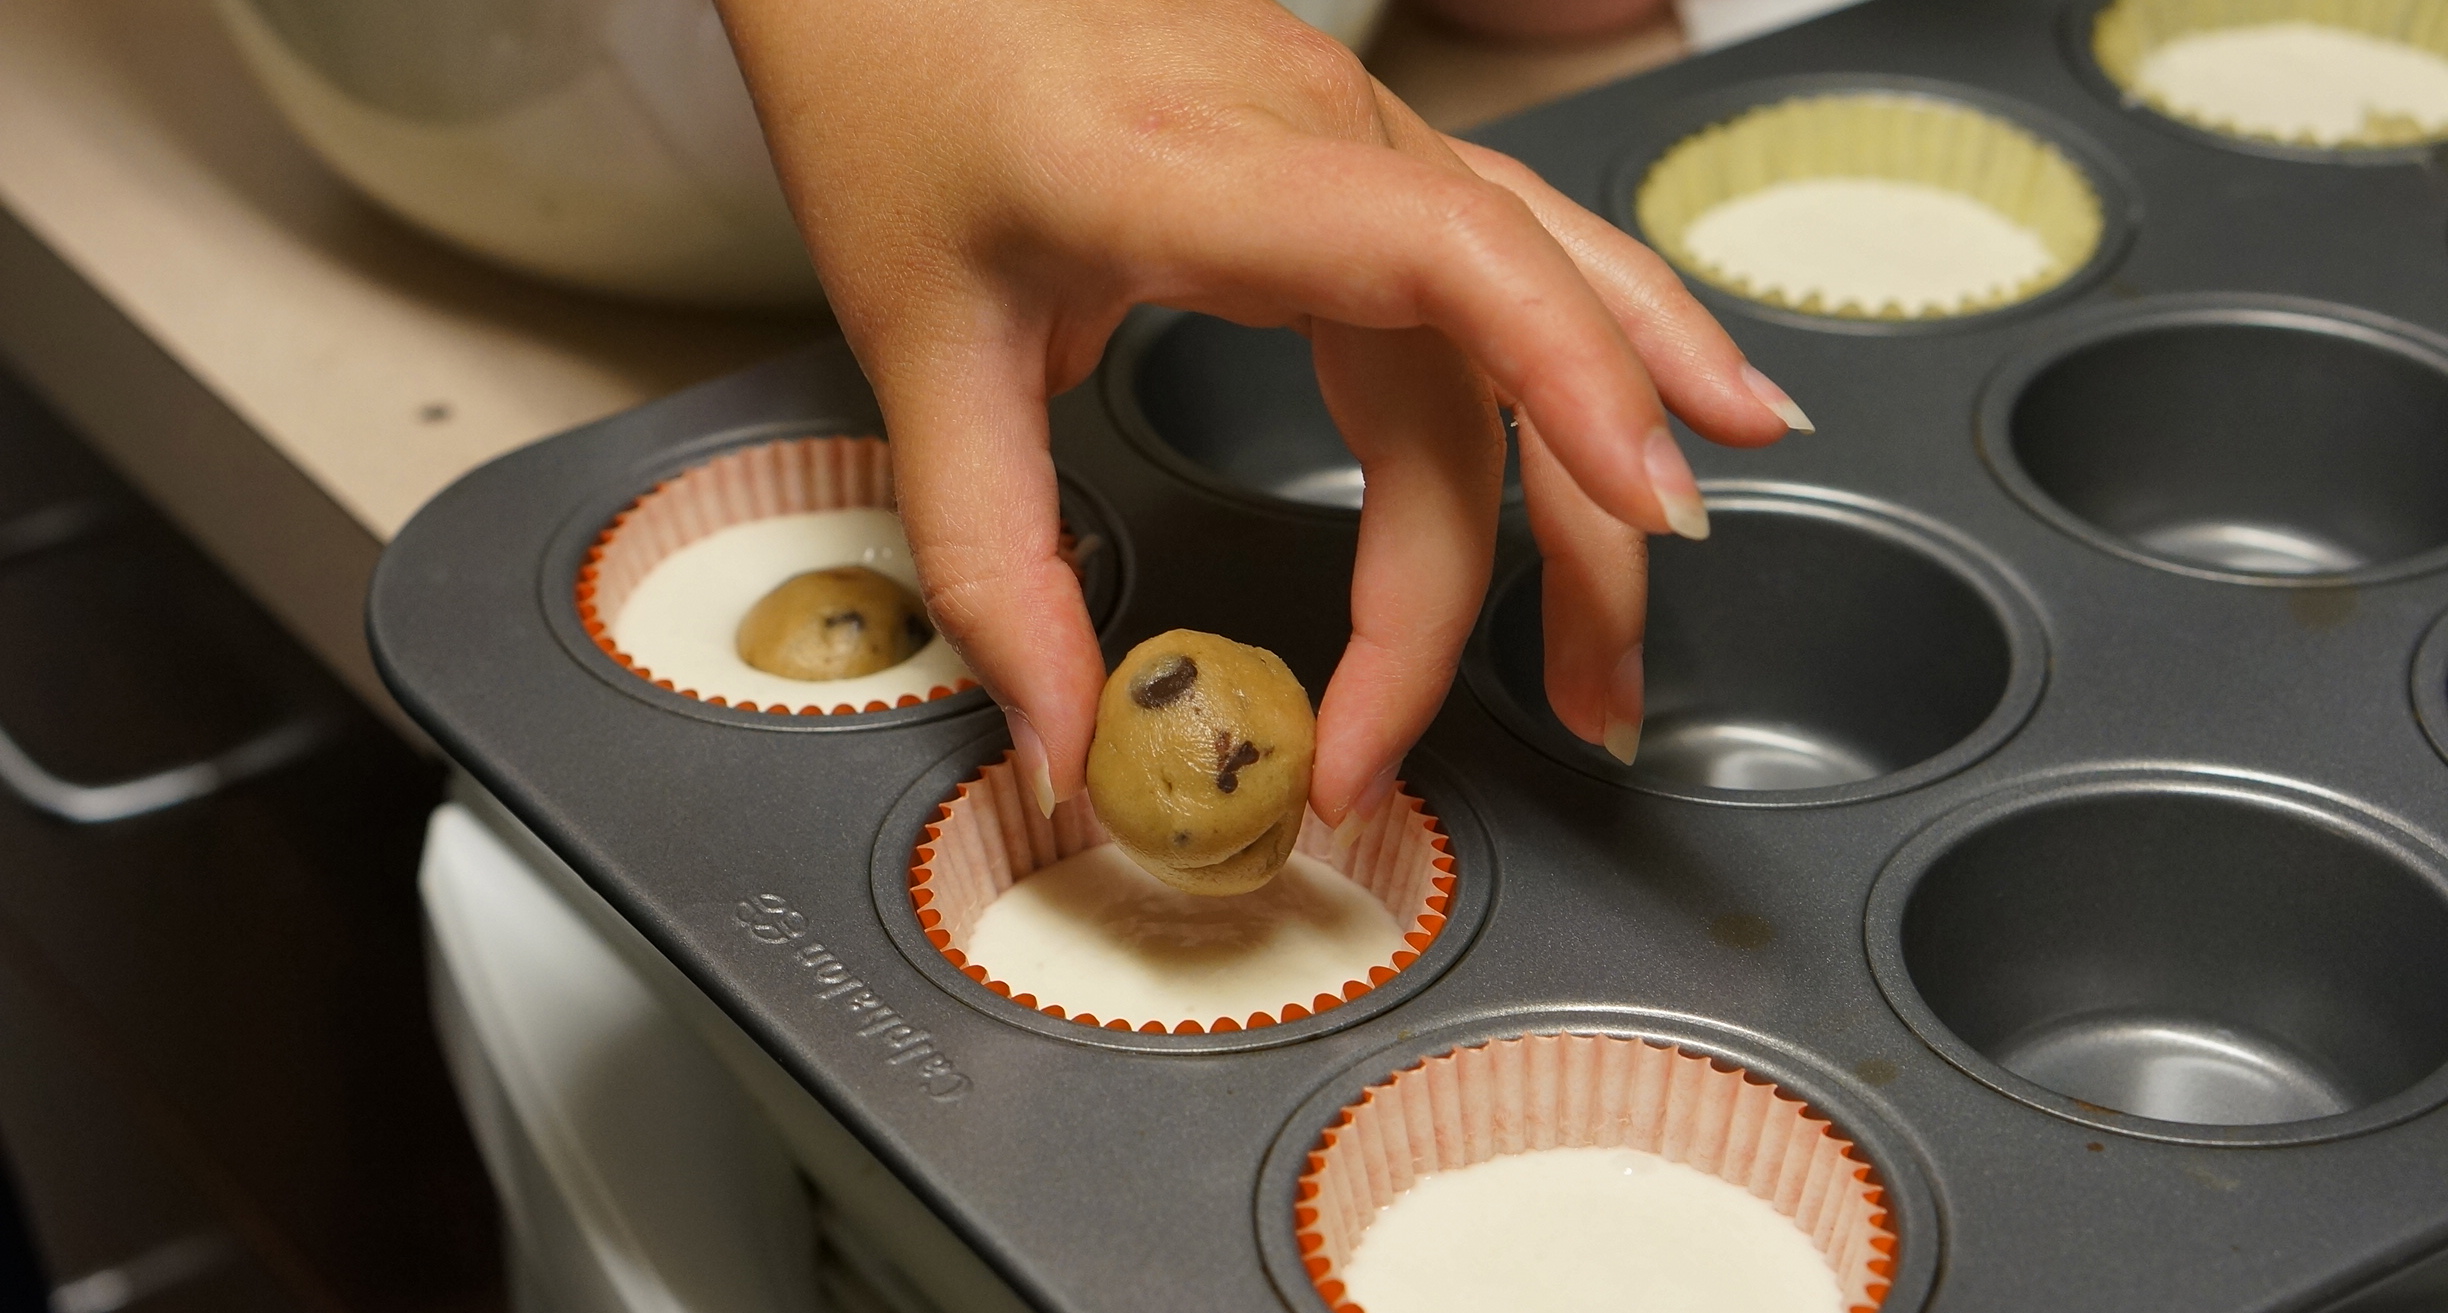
top-left (2090, 0), bottom-right (2448, 152)
top-left (1632, 91), bottom-right (2105, 320)
top-left (1868, 772), bottom-right (2448, 1145)
top-left (1108, 310), bottom-right (1522, 513)
top-left (1984, 300), bottom-right (2448, 585)
top-left (1468, 487), bottom-right (2042, 805)
top-left (577, 435), bottom-right (973, 714)
top-left (906, 752), bottom-right (1457, 1036)
top-left (1292, 1032), bottom-right (1897, 1313)
top-left (576, 436), bottom-right (1104, 716)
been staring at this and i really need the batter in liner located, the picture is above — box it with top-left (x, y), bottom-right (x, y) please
top-left (1341, 1146), bottom-right (1844, 1313)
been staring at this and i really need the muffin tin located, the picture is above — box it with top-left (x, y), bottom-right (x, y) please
top-left (366, 0), bottom-right (2448, 1307)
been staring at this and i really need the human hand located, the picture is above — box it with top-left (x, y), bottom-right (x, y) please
top-left (715, 0), bottom-right (1811, 831)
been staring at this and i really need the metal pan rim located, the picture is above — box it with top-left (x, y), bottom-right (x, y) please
top-left (1463, 479), bottom-right (2051, 809)
top-left (1864, 763), bottom-right (2448, 1147)
top-left (1252, 1005), bottom-right (1944, 1313)
top-left (1975, 292), bottom-right (2448, 590)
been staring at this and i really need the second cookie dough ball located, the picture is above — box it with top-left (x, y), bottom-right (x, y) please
top-left (1086, 630), bottom-right (1316, 896)
top-left (736, 566), bottom-right (932, 681)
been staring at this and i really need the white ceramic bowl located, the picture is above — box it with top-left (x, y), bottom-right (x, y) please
top-left (217, 0), bottom-right (1387, 308)
top-left (217, 0), bottom-right (823, 307)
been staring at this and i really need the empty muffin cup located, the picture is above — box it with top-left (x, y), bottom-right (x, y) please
top-left (2092, 0), bottom-right (2448, 151)
top-left (906, 752), bottom-right (1457, 1036)
top-left (1115, 312), bottom-right (1520, 511)
top-left (1294, 1032), bottom-right (1897, 1313)
top-left (1874, 775), bottom-right (2448, 1140)
top-left (1471, 491), bottom-right (2032, 801)
top-left (1991, 304), bottom-right (2448, 581)
top-left (1633, 92), bottom-right (2105, 320)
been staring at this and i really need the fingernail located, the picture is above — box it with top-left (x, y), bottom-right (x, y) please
top-left (1602, 643), bottom-right (1644, 765)
top-left (1603, 718), bottom-right (1642, 765)
top-left (1643, 426), bottom-right (1710, 541)
top-left (1005, 709), bottom-right (1057, 818)
top-left (1742, 364), bottom-right (1815, 434)
top-left (1330, 763), bottom-right (1401, 860)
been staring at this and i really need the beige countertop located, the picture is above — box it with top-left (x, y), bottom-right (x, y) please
top-left (0, 0), bottom-right (830, 730)
top-left (0, 0), bottom-right (1698, 738)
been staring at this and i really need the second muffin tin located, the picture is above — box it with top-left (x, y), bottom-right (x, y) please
top-left (369, 0), bottom-right (2448, 1307)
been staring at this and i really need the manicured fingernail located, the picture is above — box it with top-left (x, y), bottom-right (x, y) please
top-left (1603, 718), bottom-right (1642, 765)
top-left (1005, 709), bottom-right (1056, 818)
top-left (1743, 364), bottom-right (1815, 434)
top-left (1643, 426), bottom-right (1709, 541)
top-left (1602, 643), bottom-right (1644, 764)
top-left (1331, 763), bottom-right (1401, 860)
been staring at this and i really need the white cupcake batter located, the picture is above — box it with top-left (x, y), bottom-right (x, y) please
top-left (1682, 176), bottom-right (2059, 316)
top-left (1342, 1146), bottom-right (1843, 1313)
top-left (964, 844), bottom-right (1402, 1025)
top-left (2134, 22), bottom-right (2448, 147)
top-left (610, 510), bottom-right (971, 709)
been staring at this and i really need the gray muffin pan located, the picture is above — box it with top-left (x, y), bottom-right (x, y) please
top-left (367, 0), bottom-right (2448, 1308)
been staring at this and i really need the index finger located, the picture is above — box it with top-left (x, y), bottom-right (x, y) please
top-left (871, 331), bottom-right (1108, 816)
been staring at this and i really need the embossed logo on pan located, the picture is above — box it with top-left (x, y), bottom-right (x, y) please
top-left (735, 894), bottom-right (971, 1101)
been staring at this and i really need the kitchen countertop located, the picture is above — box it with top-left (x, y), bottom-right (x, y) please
top-left (0, 0), bottom-right (831, 731)
top-left (0, 0), bottom-right (1710, 737)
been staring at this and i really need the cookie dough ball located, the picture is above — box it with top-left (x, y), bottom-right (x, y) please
top-left (736, 566), bottom-right (931, 681)
top-left (1087, 630), bottom-right (1315, 896)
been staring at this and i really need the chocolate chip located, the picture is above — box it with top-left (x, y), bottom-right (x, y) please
top-left (823, 610), bottom-right (867, 631)
top-left (903, 611), bottom-right (932, 645)
top-left (1129, 654), bottom-right (1198, 709)
top-left (1214, 737), bottom-right (1260, 793)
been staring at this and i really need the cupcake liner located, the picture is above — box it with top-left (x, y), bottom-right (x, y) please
top-left (1636, 92), bottom-right (2104, 319)
top-left (2093, 0), bottom-right (2448, 149)
top-left (907, 752), bottom-right (1457, 1035)
top-left (1295, 1032), bottom-right (1897, 1313)
top-left (577, 436), bottom-right (1086, 715)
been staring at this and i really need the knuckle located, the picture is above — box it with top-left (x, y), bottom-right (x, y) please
top-left (917, 551), bottom-right (1070, 639)
top-left (1277, 27), bottom-right (1378, 114)
top-left (1434, 177), bottom-right (1534, 251)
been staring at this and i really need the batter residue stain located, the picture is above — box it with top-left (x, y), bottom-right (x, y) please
top-left (1708, 912), bottom-right (1776, 951)
top-left (2287, 587), bottom-right (2357, 630)
top-left (1852, 1058), bottom-right (1899, 1087)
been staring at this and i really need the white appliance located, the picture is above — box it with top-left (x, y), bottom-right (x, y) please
top-left (421, 786), bottom-right (1031, 1313)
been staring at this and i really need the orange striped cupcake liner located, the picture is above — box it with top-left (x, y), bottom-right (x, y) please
top-left (907, 751), bottom-right (1457, 1035)
top-left (1294, 1032), bottom-right (1899, 1313)
top-left (575, 435), bottom-right (1083, 715)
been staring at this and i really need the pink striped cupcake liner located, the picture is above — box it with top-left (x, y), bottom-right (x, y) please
top-left (1295, 1031), bottom-right (1899, 1312)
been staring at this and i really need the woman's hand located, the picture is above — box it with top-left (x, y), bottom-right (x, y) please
top-left (715, 0), bottom-right (1811, 829)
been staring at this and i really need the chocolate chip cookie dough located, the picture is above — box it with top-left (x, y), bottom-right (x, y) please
top-left (1087, 630), bottom-right (1316, 896)
top-left (736, 565), bottom-right (932, 681)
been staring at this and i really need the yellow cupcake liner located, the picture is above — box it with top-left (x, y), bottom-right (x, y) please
top-left (908, 752), bottom-right (1457, 1035)
top-left (1295, 1032), bottom-right (1898, 1313)
top-left (1636, 92), bottom-right (2106, 320)
top-left (2093, 0), bottom-right (2448, 148)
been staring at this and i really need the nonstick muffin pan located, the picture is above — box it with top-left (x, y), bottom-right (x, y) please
top-left (367, 0), bottom-right (2448, 1307)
